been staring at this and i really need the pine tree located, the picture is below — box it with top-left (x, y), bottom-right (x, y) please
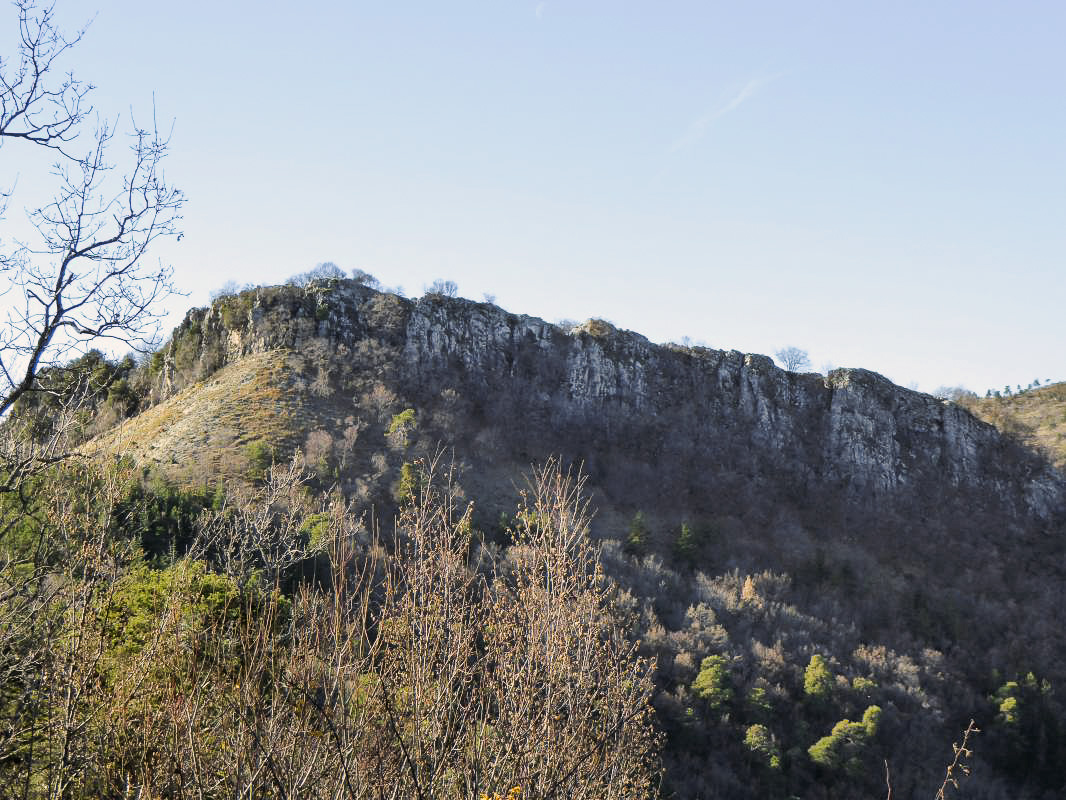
top-left (624, 511), bottom-right (648, 557)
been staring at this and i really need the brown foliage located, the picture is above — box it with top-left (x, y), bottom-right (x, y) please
top-left (0, 457), bottom-right (660, 798)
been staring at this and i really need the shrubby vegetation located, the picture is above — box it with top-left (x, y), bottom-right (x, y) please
top-left (945, 381), bottom-right (1066, 469)
top-left (0, 456), bottom-right (660, 797)
top-left (7, 287), bottom-right (1066, 798)
top-left (286, 261), bottom-right (347, 287)
top-left (6, 349), bottom-right (145, 446)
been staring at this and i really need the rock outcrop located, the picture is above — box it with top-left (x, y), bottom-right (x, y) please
top-left (154, 280), bottom-right (1065, 524)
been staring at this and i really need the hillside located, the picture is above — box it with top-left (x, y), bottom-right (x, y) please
top-left (86, 351), bottom-right (306, 478)
top-left (112, 281), bottom-right (1063, 517)
top-left (82, 280), bottom-right (1066, 799)
top-left (955, 383), bottom-right (1066, 470)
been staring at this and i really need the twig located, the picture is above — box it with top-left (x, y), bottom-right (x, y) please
top-left (935, 720), bottom-right (979, 799)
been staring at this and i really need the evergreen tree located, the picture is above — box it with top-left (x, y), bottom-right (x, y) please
top-left (692, 654), bottom-right (732, 712)
top-left (804, 654), bottom-right (834, 701)
top-left (624, 511), bottom-right (649, 557)
top-left (674, 521), bottom-right (699, 565)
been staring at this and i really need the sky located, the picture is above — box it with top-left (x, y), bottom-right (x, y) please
top-left (5, 0), bottom-right (1065, 395)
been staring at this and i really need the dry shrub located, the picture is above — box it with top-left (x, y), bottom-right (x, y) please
top-left (0, 457), bottom-right (660, 799)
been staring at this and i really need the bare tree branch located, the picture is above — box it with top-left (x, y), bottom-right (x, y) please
top-left (0, 1), bottom-right (94, 152)
top-left (0, 1), bottom-right (182, 489)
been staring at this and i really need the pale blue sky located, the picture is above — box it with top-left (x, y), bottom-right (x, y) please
top-left (10, 1), bottom-right (1066, 394)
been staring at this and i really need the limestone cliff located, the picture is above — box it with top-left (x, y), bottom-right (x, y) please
top-left (151, 280), bottom-right (1064, 525)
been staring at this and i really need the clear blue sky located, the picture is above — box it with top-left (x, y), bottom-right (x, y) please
top-left (13, 1), bottom-right (1066, 394)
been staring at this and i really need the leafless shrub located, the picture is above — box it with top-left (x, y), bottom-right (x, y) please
top-left (1, 455), bottom-right (660, 797)
top-left (338, 420), bottom-right (362, 470)
top-left (192, 455), bottom-right (319, 586)
top-left (304, 428), bottom-right (335, 474)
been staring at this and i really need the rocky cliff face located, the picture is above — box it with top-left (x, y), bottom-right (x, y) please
top-left (157, 280), bottom-right (1064, 524)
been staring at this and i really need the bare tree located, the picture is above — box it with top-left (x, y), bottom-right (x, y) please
top-left (287, 261), bottom-right (346, 287)
top-left (209, 279), bottom-right (252, 300)
top-left (774, 346), bottom-right (811, 373)
top-left (0, 0), bottom-right (183, 488)
top-left (0, 459), bottom-right (145, 797)
top-left (425, 279), bottom-right (458, 298)
top-left (350, 268), bottom-right (381, 289)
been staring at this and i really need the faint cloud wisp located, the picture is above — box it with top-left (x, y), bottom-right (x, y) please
top-left (669, 73), bottom-right (784, 153)
top-left (536, 3), bottom-right (546, 19)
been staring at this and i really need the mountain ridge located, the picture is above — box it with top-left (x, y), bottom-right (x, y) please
top-left (126, 279), bottom-right (1062, 526)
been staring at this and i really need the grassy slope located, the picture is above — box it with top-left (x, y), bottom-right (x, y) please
top-left (85, 350), bottom-right (309, 483)
top-left (960, 382), bottom-right (1066, 469)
